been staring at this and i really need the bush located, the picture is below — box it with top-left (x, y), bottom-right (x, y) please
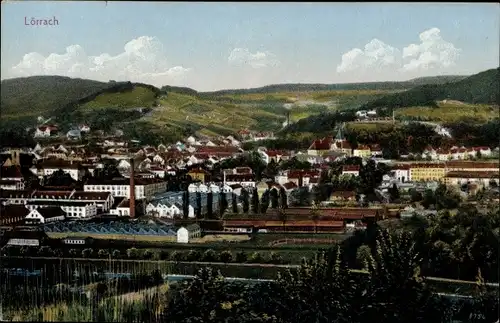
top-left (155, 250), bottom-right (169, 260)
top-left (186, 250), bottom-right (201, 262)
top-left (98, 249), bottom-right (109, 258)
top-left (247, 251), bottom-right (263, 263)
top-left (82, 248), bottom-right (93, 258)
top-left (170, 251), bottom-right (184, 262)
top-left (269, 252), bottom-right (283, 264)
top-left (142, 250), bottom-right (153, 260)
top-left (202, 249), bottom-right (218, 262)
top-left (126, 247), bottom-right (139, 259)
top-left (219, 250), bottom-right (233, 263)
top-left (111, 249), bottom-right (121, 258)
top-left (235, 251), bottom-right (248, 263)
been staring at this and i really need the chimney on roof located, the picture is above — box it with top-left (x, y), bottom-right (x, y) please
top-left (129, 158), bottom-right (136, 218)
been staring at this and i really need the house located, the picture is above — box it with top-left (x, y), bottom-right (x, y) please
top-left (34, 125), bottom-right (58, 138)
top-left (66, 130), bottom-right (82, 140)
top-left (328, 191), bottom-right (356, 202)
top-left (25, 207), bottom-right (66, 224)
top-left (62, 237), bottom-right (93, 245)
top-left (392, 164), bottom-right (411, 182)
top-left (422, 146), bottom-right (437, 160)
top-left (409, 163), bottom-right (446, 182)
top-left (84, 178), bottom-right (167, 199)
top-left (342, 165), bottom-right (360, 177)
top-left (79, 125), bottom-right (91, 132)
top-left (4, 230), bottom-right (49, 247)
top-left (307, 138), bottom-right (331, 156)
top-left (109, 198), bottom-right (131, 217)
top-left (0, 166), bottom-right (25, 190)
top-left (225, 174), bottom-right (256, 188)
top-left (177, 224), bottom-right (202, 243)
top-left (187, 168), bottom-right (209, 183)
top-left (444, 171), bottom-right (499, 188)
top-left (352, 145), bottom-right (371, 158)
top-left (370, 145), bottom-right (383, 158)
top-left (25, 200), bottom-right (98, 219)
top-left (31, 159), bottom-right (85, 181)
top-left (0, 204), bottom-right (30, 225)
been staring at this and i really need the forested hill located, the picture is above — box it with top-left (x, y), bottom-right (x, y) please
top-left (0, 76), bottom-right (162, 118)
top-left (200, 75), bottom-right (467, 96)
top-left (359, 67), bottom-right (500, 110)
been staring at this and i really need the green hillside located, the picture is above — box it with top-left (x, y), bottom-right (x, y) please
top-left (360, 68), bottom-right (499, 110)
top-left (201, 75), bottom-right (467, 96)
top-left (0, 76), bottom-right (113, 118)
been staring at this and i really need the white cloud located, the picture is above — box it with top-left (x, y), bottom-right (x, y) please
top-left (228, 48), bottom-right (280, 68)
top-left (400, 28), bottom-right (461, 72)
top-left (9, 36), bottom-right (192, 87)
top-left (337, 39), bottom-right (401, 73)
top-left (337, 28), bottom-right (460, 75)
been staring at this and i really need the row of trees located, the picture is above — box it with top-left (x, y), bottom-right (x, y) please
top-left (164, 228), bottom-right (498, 323)
top-left (0, 245), bottom-right (287, 265)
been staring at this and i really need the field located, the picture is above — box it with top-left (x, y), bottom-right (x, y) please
top-left (395, 102), bottom-right (500, 123)
top-left (79, 87), bottom-right (157, 110)
top-left (346, 121), bottom-right (396, 132)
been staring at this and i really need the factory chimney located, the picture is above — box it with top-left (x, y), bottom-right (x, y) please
top-left (129, 158), bottom-right (136, 218)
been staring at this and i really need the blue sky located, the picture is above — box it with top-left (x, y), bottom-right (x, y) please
top-left (1, 2), bottom-right (499, 91)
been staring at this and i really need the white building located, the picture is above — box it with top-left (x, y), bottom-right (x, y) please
top-left (31, 160), bottom-right (85, 181)
top-left (25, 207), bottom-right (66, 224)
top-left (176, 224), bottom-right (201, 243)
top-left (26, 201), bottom-right (98, 219)
top-left (84, 178), bottom-right (167, 199)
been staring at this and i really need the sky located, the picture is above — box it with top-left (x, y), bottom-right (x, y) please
top-left (1, 2), bottom-right (499, 91)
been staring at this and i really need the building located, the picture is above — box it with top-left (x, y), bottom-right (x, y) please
top-left (25, 200), bottom-right (98, 219)
top-left (4, 230), bottom-right (49, 247)
top-left (25, 207), bottom-right (66, 224)
top-left (187, 168), bottom-right (210, 183)
top-left (62, 237), bottom-right (92, 245)
top-left (109, 198), bottom-right (132, 217)
top-left (307, 138), bottom-right (331, 156)
top-left (84, 178), bottom-right (167, 200)
top-left (342, 165), bottom-right (360, 177)
top-left (34, 125), bottom-right (58, 138)
top-left (443, 171), bottom-right (499, 188)
top-left (392, 164), bottom-right (411, 182)
top-left (409, 163), bottom-right (446, 182)
top-left (0, 165), bottom-right (25, 190)
top-left (176, 224), bottom-right (201, 243)
top-left (352, 145), bottom-right (372, 158)
top-left (31, 159), bottom-right (85, 181)
top-left (0, 205), bottom-right (30, 225)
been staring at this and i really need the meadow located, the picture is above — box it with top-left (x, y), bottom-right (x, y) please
top-left (395, 102), bottom-right (499, 123)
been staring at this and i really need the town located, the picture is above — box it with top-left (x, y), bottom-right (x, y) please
top-left (1, 2), bottom-right (499, 322)
top-left (1, 121), bottom-right (498, 242)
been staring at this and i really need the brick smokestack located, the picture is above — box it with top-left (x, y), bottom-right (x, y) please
top-left (129, 158), bottom-right (136, 218)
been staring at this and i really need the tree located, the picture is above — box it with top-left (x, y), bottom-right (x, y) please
top-left (202, 249), bottom-right (217, 262)
top-left (219, 250), bottom-right (233, 263)
top-left (182, 191), bottom-right (190, 219)
top-left (82, 248), bottom-right (93, 258)
top-left (232, 193), bottom-right (238, 214)
top-left (278, 204), bottom-right (287, 233)
top-left (206, 192), bottom-right (213, 219)
top-left (196, 192), bottom-right (202, 218)
top-left (310, 202), bottom-right (320, 233)
top-left (94, 160), bottom-right (122, 180)
top-left (97, 249), bottom-right (109, 258)
top-left (219, 192), bottom-right (228, 217)
top-left (241, 188), bottom-right (250, 213)
top-left (279, 187), bottom-right (288, 208)
top-left (126, 247), bottom-right (139, 259)
top-left (250, 188), bottom-right (260, 214)
top-left (44, 169), bottom-right (75, 186)
top-left (270, 188), bottom-right (279, 208)
top-left (235, 251), bottom-right (247, 263)
top-left (388, 183), bottom-right (400, 202)
top-left (260, 190), bottom-right (270, 214)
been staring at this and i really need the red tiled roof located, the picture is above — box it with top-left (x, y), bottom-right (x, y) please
top-left (445, 171), bottom-right (499, 179)
top-left (445, 161), bottom-right (499, 169)
top-left (343, 165), bottom-right (360, 172)
top-left (283, 182), bottom-right (298, 190)
top-left (0, 166), bottom-right (23, 179)
top-left (309, 138), bottom-right (331, 151)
